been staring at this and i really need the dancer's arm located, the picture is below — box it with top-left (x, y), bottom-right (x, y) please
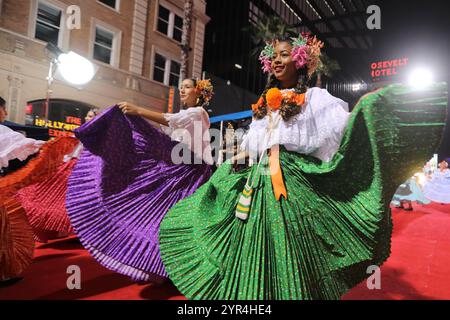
top-left (118, 102), bottom-right (169, 126)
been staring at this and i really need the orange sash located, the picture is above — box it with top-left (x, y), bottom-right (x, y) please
top-left (269, 145), bottom-right (287, 201)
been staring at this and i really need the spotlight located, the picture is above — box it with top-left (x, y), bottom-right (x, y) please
top-left (58, 51), bottom-right (96, 86)
top-left (234, 64), bottom-right (242, 70)
top-left (408, 68), bottom-right (433, 89)
top-left (46, 42), bottom-right (96, 86)
top-left (43, 42), bottom-right (96, 121)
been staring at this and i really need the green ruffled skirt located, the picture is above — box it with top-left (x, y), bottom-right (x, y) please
top-left (159, 83), bottom-right (448, 300)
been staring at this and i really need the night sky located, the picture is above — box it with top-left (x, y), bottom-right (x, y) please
top-left (305, 0), bottom-right (450, 157)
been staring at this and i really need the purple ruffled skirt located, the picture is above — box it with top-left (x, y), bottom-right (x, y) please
top-left (66, 106), bottom-right (212, 282)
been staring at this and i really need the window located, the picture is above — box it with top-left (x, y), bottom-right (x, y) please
top-left (153, 53), bottom-right (166, 83)
top-left (97, 0), bottom-right (119, 11)
top-left (157, 4), bottom-right (183, 43)
top-left (169, 60), bottom-right (181, 86)
top-left (173, 15), bottom-right (183, 42)
top-left (35, 1), bottom-right (62, 46)
top-left (153, 52), bottom-right (181, 86)
top-left (157, 5), bottom-right (170, 35)
top-left (94, 26), bottom-right (114, 64)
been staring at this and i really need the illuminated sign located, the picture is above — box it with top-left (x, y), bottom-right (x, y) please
top-left (34, 116), bottom-right (81, 137)
top-left (371, 58), bottom-right (409, 81)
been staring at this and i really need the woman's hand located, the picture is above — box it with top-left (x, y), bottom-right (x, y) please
top-left (118, 102), bottom-right (142, 116)
top-left (230, 151), bottom-right (250, 172)
top-left (231, 151), bottom-right (250, 166)
top-left (118, 103), bottom-right (169, 126)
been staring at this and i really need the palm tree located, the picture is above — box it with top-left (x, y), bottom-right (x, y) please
top-left (180, 0), bottom-right (194, 81)
top-left (244, 15), bottom-right (297, 58)
top-left (314, 53), bottom-right (341, 88)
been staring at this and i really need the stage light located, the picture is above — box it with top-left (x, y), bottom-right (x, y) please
top-left (234, 64), bottom-right (242, 70)
top-left (43, 42), bottom-right (96, 121)
top-left (409, 68), bottom-right (433, 89)
top-left (58, 51), bottom-right (96, 86)
top-left (46, 43), bottom-right (96, 86)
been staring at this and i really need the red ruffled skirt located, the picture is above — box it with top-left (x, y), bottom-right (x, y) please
top-left (0, 137), bottom-right (78, 279)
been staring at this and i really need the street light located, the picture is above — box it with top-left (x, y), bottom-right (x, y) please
top-left (44, 42), bottom-right (96, 121)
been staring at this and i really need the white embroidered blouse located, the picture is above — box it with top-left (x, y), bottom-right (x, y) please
top-left (240, 87), bottom-right (351, 163)
top-left (162, 107), bottom-right (214, 165)
top-left (0, 124), bottom-right (45, 169)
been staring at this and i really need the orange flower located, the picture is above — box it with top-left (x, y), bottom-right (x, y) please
top-left (251, 97), bottom-right (264, 112)
top-left (266, 88), bottom-right (282, 110)
top-left (295, 93), bottom-right (306, 106)
top-left (283, 91), bottom-right (296, 103)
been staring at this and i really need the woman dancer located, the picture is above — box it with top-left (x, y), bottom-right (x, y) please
top-left (66, 78), bottom-right (214, 282)
top-left (423, 160), bottom-right (450, 204)
top-left (159, 34), bottom-right (448, 299)
top-left (391, 174), bottom-right (431, 210)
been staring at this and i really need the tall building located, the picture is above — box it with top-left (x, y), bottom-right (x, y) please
top-left (0, 0), bottom-right (209, 135)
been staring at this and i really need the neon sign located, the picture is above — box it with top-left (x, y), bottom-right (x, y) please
top-left (371, 58), bottom-right (408, 80)
top-left (168, 87), bottom-right (175, 114)
top-left (34, 116), bottom-right (82, 137)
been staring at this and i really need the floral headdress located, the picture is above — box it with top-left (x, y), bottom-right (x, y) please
top-left (195, 79), bottom-right (214, 105)
top-left (258, 33), bottom-right (324, 78)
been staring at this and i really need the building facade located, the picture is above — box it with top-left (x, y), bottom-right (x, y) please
top-left (0, 0), bottom-right (209, 130)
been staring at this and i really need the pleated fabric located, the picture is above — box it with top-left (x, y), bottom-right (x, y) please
top-left (423, 169), bottom-right (450, 203)
top-left (0, 197), bottom-right (34, 281)
top-left (66, 106), bottom-right (212, 282)
top-left (391, 178), bottom-right (431, 205)
top-left (159, 83), bottom-right (448, 300)
top-left (17, 159), bottom-right (77, 242)
top-left (0, 137), bottom-right (79, 198)
top-left (0, 137), bottom-right (78, 279)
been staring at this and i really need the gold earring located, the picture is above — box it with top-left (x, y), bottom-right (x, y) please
top-left (196, 97), bottom-right (201, 105)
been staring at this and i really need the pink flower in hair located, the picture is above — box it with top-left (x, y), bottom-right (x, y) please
top-left (291, 45), bottom-right (309, 69)
top-left (259, 56), bottom-right (272, 73)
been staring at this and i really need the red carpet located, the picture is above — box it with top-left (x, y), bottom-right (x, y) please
top-left (1, 203), bottom-right (449, 300)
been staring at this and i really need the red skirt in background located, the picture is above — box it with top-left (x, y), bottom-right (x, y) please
top-left (17, 159), bottom-right (77, 242)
